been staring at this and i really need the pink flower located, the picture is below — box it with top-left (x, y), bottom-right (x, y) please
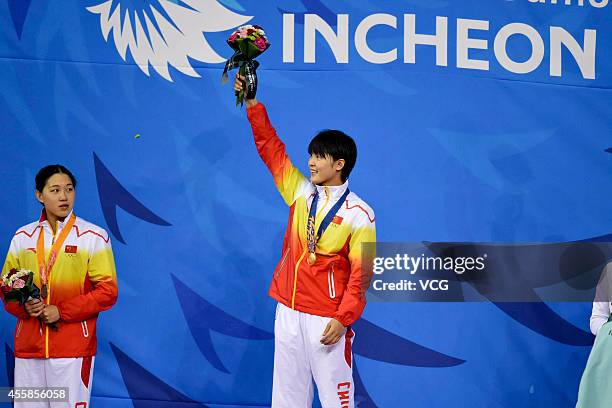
top-left (254, 37), bottom-right (267, 51)
top-left (12, 279), bottom-right (25, 289)
top-left (239, 28), bottom-right (248, 38)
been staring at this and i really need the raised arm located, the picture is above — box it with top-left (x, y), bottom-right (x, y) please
top-left (236, 76), bottom-right (309, 206)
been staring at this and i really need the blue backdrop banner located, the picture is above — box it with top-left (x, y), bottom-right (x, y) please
top-left (1, 0), bottom-right (611, 407)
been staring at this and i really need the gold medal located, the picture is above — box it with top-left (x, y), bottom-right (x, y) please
top-left (307, 252), bottom-right (316, 265)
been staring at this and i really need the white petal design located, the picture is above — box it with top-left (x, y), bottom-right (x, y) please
top-left (87, 0), bottom-right (252, 82)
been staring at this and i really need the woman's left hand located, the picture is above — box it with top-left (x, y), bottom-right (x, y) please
top-left (41, 305), bottom-right (60, 324)
top-left (320, 318), bottom-right (346, 345)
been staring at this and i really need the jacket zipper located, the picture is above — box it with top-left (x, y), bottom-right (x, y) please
top-left (45, 291), bottom-right (50, 358)
top-left (45, 273), bottom-right (52, 358)
top-left (81, 321), bottom-right (89, 337)
top-left (291, 188), bottom-right (331, 309)
top-left (328, 264), bottom-right (336, 299)
top-left (277, 248), bottom-right (290, 278)
top-left (44, 221), bottom-right (62, 358)
top-left (51, 221), bottom-right (58, 244)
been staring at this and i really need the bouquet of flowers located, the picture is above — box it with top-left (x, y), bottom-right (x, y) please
top-left (1, 269), bottom-right (40, 305)
top-left (1, 268), bottom-right (56, 330)
top-left (221, 24), bottom-right (270, 106)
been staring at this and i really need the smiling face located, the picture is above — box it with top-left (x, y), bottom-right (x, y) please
top-left (308, 153), bottom-right (345, 186)
top-left (35, 173), bottom-right (76, 223)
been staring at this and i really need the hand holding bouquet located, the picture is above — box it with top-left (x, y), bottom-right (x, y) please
top-left (2, 268), bottom-right (40, 304)
top-left (2, 268), bottom-right (57, 330)
top-left (221, 25), bottom-right (270, 106)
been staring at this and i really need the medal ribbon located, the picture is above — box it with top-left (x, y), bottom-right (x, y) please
top-left (307, 188), bottom-right (350, 256)
top-left (36, 213), bottom-right (76, 298)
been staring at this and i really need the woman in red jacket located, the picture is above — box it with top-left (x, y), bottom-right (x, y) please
top-left (2, 164), bottom-right (118, 407)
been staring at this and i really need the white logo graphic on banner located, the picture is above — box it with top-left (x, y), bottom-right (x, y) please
top-left (87, 0), bottom-right (251, 81)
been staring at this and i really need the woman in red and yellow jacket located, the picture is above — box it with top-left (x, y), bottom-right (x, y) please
top-left (2, 164), bottom-right (118, 408)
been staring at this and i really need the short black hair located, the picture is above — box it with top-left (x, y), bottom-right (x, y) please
top-left (307, 130), bottom-right (357, 182)
top-left (35, 165), bottom-right (77, 193)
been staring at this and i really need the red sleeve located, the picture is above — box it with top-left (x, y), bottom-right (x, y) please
top-left (2, 236), bottom-right (31, 320)
top-left (3, 300), bottom-right (29, 320)
top-left (246, 103), bottom-right (308, 206)
top-left (57, 234), bottom-right (118, 323)
top-left (333, 210), bottom-right (377, 327)
top-left (57, 279), bottom-right (117, 323)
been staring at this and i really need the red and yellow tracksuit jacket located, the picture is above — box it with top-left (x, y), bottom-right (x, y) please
top-left (1, 211), bottom-right (118, 358)
top-left (247, 103), bottom-right (376, 327)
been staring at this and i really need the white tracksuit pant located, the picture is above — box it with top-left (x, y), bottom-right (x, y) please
top-left (272, 303), bottom-right (355, 408)
top-left (14, 356), bottom-right (94, 408)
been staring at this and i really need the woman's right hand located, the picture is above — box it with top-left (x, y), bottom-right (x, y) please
top-left (24, 299), bottom-right (44, 317)
top-left (234, 74), bottom-right (258, 107)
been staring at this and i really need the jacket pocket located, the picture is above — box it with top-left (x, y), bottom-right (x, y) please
top-left (274, 247), bottom-right (292, 299)
top-left (81, 321), bottom-right (89, 338)
top-left (277, 247), bottom-right (290, 278)
top-left (15, 319), bottom-right (23, 338)
top-left (328, 264), bottom-right (336, 299)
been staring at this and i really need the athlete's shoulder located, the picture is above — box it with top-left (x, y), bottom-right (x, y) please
top-left (345, 192), bottom-right (375, 224)
top-left (73, 217), bottom-right (111, 243)
top-left (13, 220), bottom-right (41, 239)
top-left (8, 221), bottom-right (41, 251)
